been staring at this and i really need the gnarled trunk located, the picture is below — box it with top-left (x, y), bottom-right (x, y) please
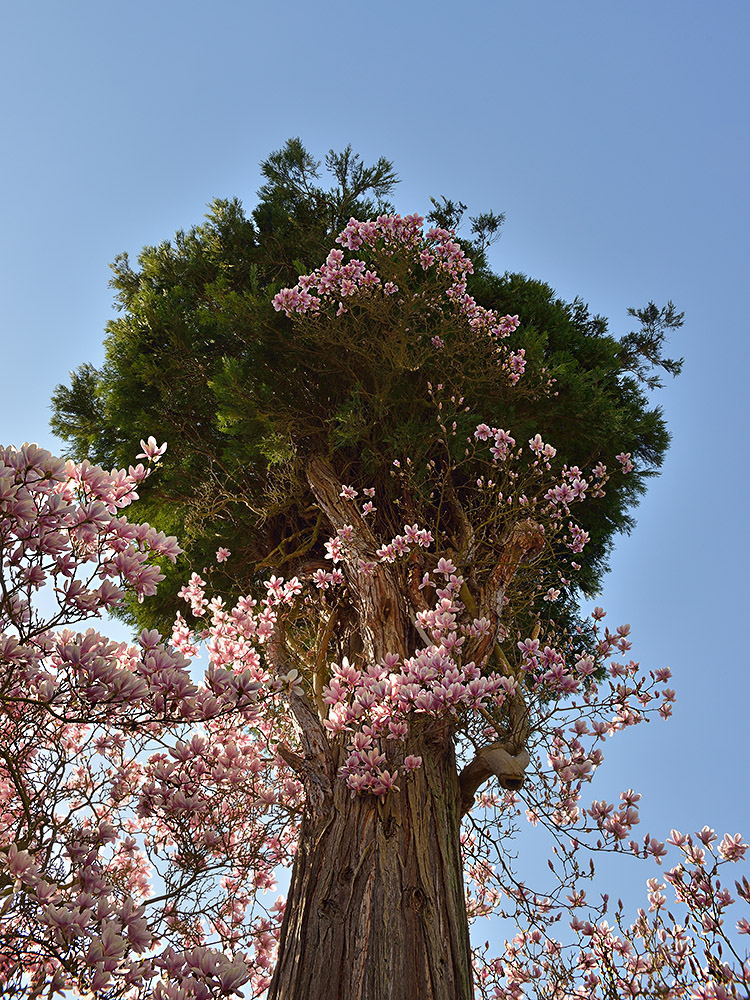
top-left (266, 455), bottom-right (475, 998)
top-left (267, 721), bottom-right (473, 1000)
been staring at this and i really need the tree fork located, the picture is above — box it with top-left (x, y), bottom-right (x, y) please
top-left (305, 455), bottom-right (410, 664)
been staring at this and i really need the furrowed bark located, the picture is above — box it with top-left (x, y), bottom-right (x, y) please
top-left (305, 455), bottom-right (410, 663)
top-left (267, 626), bottom-right (335, 822)
top-left (267, 720), bottom-right (473, 1000)
top-left (267, 458), bottom-right (474, 999)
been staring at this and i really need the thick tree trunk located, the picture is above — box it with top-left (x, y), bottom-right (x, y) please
top-left (267, 721), bottom-right (473, 1000)
top-left (266, 456), bottom-right (474, 998)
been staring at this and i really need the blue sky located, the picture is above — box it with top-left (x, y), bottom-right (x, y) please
top-left (2, 0), bottom-right (748, 942)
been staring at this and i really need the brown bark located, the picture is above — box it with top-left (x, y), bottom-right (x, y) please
top-left (267, 720), bottom-right (473, 1000)
top-left (304, 455), bottom-right (410, 664)
top-left (266, 458), bottom-right (474, 999)
top-left (268, 458), bottom-right (540, 997)
top-left (458, 743), bottom-right (530, 815)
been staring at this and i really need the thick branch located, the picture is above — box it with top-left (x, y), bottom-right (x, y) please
top-left (306, 455), bottom-right (409, 662)
top-left (481, 518), bottom-right (545, 641)
top-left (305, 455), bottom-right (377, 552)
top-left (458, 744), bottom-right (530, 815)
top-left (266, 624), bottom-right (334, 821)
top-left (458, 520), bottom-right (542, 813)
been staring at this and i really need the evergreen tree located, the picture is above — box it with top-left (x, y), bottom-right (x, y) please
top-left (36, 141), bottom-right (700, 999)
top-left (51, 139), bottom-right (681, 641)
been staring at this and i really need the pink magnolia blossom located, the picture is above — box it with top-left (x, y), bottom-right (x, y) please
top-left (136, 436), bottom-right (168, 462)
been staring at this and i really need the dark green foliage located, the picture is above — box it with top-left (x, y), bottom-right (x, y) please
top-left (618, 301), bottom-right (685, 389)
top-left (50, 362), bottom-right (118, 462)
top-left (252, 138), bottom-right (399, 285)
top-left (427, 197), bottom-right (505, 261)
top-left (466, 270), bottom-right (675, 598)
top-left (50, 139), bottom-right (682, 635)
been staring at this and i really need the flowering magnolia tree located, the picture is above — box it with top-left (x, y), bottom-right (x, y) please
top-left (2, 216), bottom-right (748, 1000)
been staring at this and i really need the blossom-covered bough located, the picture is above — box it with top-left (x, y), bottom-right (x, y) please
top-left (1, 219), bottom-right (747, 999)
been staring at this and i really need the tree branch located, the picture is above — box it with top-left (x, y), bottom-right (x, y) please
top-left (481, 518), bottom-right (545, 639)
top-left (266, 623), bottom-right (334, 820)
top-left (458, 519), bottom-right (542, 813)
top-left (306, 455), bottom-right (409, 662)
top-left (458, 744), bottom-right (530, 816)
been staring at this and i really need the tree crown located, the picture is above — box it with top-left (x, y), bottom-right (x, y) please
top-left (50, 139), bottom-right (680, 645)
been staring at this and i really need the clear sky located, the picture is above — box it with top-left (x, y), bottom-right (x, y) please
top-left (2, 0), bottom-right (748, 944)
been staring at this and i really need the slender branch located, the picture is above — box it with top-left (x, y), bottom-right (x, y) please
top-left (313, 606), bottom-right (339, 719)
top-left (276, 745), bottom-right (305, 775)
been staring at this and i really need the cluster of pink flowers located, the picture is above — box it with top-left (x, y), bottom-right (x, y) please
top-left (616, 451), bottom-right (635, 474)
top-left (310, 509), bottom-right (513, 794)
top-left (473, 825), bottom-right (750, 998)
top-left (0, 446), bottom-right (301, 998)
top-left (271, 213), bottom-right (525, 382)
top-left (0, 443), bottom-right (179, 633)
